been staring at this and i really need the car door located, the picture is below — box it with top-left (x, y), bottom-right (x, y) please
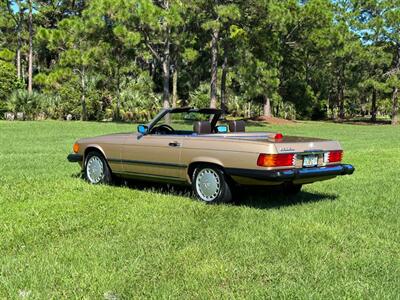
top-left (121, 134), bottom-right (185, 180)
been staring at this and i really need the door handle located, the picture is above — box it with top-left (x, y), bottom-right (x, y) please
top-left (169, 141), bottom-right (181, 147)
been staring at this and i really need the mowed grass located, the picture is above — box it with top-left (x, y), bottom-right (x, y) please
top-left (0, 120), bottom-right (399, 299)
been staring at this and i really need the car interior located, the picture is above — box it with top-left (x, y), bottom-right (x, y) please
top-left (150, 120), bottom-right (246, 135)
top-left (147, 110), bottom-right (246, 135)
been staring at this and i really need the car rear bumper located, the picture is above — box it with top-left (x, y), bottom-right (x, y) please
top-left (67, 154), bottom-right (83, 162)
top-left (226, 164), bottom-right (355, 183)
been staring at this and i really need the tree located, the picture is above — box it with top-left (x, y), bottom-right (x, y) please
top-left (134, 0), bottom-right (186, 112)
top-left (196, 1), bottom-right (241, 109)
top-left (352, 0), bottom-right (400, 124)
top-left (235, 0), bottom-right (291, 117)
top-left (37, 16), bottom-right (99, 120)
top-left (81, 0), bottom-right (142, 119)
top-left (1, 0), bottom-right (398, 123)
top-left (5, 0), bottom-right (26, 80)
top-left (27, 0), bottom-right (33, 94)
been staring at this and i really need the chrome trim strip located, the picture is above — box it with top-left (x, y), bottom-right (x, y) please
top-left (108, 158), bottom-right (187, 168)
top-left (113, 171), bottom-right (187, 182)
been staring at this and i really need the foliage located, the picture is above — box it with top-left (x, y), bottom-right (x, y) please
top-left (7, 89), bottom-right (45, 119)
top-left (0, 50), bottom-right (23, 103)
top-left (0, 0), bottom-right (399, 123)
top-left (119, 73), bottom-right (161, 122)
top-left (188, 82), bottom-right (212, 109)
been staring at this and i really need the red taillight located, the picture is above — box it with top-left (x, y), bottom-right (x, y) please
top-left (257, 153), bottom-right (295, 167)
top-left (274, 133), bottom-right (283, 139)
top-left (328, 150), bottom-right (343, 163)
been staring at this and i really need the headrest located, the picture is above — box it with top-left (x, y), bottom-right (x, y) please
top-left (193, 121), bottom-right (212, 134)
top-left (229, 120), bottom-right (246, 132)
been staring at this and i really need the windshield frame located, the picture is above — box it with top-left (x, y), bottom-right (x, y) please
top-left (145, 107), bottom-right (222, 135)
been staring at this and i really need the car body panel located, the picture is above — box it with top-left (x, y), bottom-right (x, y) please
top-left (121, 134), bottom-right (184, 179)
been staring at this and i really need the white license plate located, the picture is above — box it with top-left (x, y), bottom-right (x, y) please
top-left (303, 155), bottom-right (318, 167)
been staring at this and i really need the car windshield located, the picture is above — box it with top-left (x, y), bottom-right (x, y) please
top-left (149, 109), bottom-right (221, 135)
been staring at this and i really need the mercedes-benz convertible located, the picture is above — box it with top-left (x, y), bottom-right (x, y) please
top-left (67, 108), bottom-right (354, 203)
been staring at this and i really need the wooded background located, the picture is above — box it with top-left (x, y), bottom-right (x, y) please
top-left (0, 0), bottom-right (399, 124)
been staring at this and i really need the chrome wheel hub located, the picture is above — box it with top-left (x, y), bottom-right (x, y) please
top-left (195, 168), bottom-right (221, 201)
top-left (86, 156), bottom-right (104, 184)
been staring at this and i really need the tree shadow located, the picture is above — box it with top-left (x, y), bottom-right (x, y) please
top-left (119, 178), bottom-right (193, 198)
top-left (329, 118), bottom-right (391, 126)
top-left (113, 178), bottom-right (337, 210)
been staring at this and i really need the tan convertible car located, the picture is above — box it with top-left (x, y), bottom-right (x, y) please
top-left (67, 108), bottom-right (354, 203)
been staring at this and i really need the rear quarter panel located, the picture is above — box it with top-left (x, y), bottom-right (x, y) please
top-left (180, 137), bottom-right (271, 182)
top-left (180, 135), bottom-right (343, 183)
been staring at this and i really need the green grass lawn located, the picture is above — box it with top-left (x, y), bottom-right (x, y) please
top-left (0, 120), bottom-right (399, 299)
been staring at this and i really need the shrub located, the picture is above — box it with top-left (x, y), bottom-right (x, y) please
top-left (276, 101), bottom-right (297, 120)
top-left (7, 90), bottom-right (46, 120)
top-left (188, 82), bottom-right (213, 109)
top-left (119, 73), bottom-right (161, 122)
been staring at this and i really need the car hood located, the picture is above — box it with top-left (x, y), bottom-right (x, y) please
top-left (77, 132), bottom-right (137, 144)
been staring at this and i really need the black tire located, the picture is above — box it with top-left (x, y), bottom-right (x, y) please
top-left (283, 183), bottom-right (302, 195)
top-left (192, 165), bottom-right (233, 204)
top-left (84, 151), bottom-right (112, 185)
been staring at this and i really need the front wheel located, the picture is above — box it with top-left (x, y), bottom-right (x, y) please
top-left (192, 166), bottom-right (233, 204)
top-left (84, 151), bottom-right (112, 185)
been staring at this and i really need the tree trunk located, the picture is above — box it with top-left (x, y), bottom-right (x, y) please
top-left (28, 0), bottom-right (33, 94)
top-left (16, 35), bottom-right (21, 79)
top-left (172, 65), bottom-right (178, 108)
top-left (371, 88), bottom-right (377, 122)
top-left (114, 64), bottom-right (121, 121)
top-left (263, 95), bottom-right (272, 117)
top-left (210, 28), bottom-right (219, 109)
top-left (391, 86), bottom-right (399, 125)
top-left (338, 86), bottom-right (345, 119)
top-left (81, 67), bottom-right (87, 121)
top-left (220, 44), bottom-right (228, 114)
top-left (162, 40), bottom-right (171, 123)
top-left (162, 47), bottom-right (170, 110)
top-left (338, 64), bottom-right (345, 119)
top-left (17, 12), bottom-right (22, 80)
top-left (391, 46), bottom-right (400, 125)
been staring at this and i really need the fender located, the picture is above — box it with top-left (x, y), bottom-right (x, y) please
top-left (186, 156), bottom-right (225, 183)
top-left (83, 144), bottom-right (108, 162)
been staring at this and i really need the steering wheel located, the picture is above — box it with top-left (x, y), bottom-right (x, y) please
top-left (152, 124), bottom-right (175, 134)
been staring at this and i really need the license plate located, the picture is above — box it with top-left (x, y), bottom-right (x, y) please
top-left (303, 155), bottom-right (318, 167)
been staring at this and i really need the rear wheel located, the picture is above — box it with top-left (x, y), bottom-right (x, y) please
top-left (192, 166), bottom-right (232, 204)
top-left (84, 151), bottom-right (112, 185)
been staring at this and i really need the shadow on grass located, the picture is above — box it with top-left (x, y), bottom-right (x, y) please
top-left (329, 118), bottom-right (391, 126)
top-left (109, 177), bottom-right (338, 210)
top-left (234, 188), bottom-right (337, 209)
top-left (72, 173), bottom-right (337, 209)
